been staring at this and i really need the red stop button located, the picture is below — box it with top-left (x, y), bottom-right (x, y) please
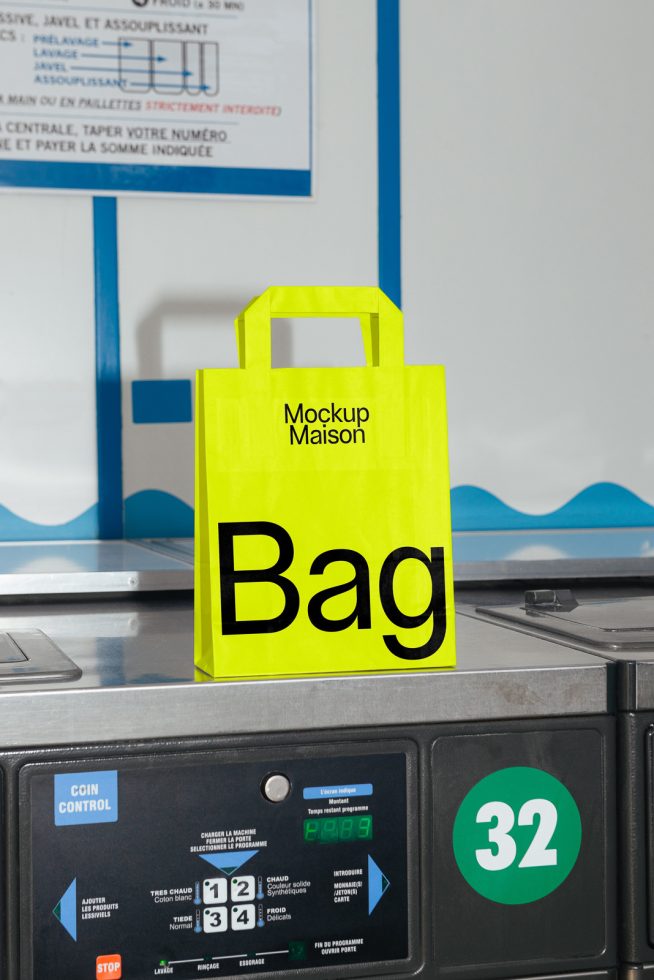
top-left (96, 954), bottom-right (122, 979)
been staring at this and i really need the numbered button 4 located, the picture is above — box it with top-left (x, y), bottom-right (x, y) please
top-left (231, 876), bottom-right (255, 902)
top-left (203, 906), bottom-right (228, 933)
top-left (231, 904), bottom-right (255, 930)
top-left (203, 877), bottom-right (228, 905)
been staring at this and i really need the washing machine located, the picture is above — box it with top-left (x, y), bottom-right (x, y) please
top-left (0, 538), bottom-right (617, 980)
top-left (457, 526), bottom-right (654, 980)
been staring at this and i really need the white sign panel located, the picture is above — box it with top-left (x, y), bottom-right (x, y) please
top-left (0, 0), bottom-right (312, 195)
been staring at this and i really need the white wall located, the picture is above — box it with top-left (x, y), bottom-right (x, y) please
top-left (401, 0), bottom-right (654, 526)
top-left (0, 196), bottom-right (97, 537)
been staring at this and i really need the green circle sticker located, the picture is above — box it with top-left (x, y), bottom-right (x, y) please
top-left (452, 766), bottom-right (582, 905)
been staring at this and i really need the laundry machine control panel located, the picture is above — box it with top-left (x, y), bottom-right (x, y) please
top-left (19, 746), bottom-right (412, 980)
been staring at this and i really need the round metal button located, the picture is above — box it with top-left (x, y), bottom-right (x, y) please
top-left (262, 773), bottom-right (291, 803)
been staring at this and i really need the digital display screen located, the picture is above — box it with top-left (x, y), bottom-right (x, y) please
top-left (303, 815), bottom-right (373, 843)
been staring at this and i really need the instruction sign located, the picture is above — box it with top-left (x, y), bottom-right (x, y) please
top-left (0, 0), bottom-right (312, 196)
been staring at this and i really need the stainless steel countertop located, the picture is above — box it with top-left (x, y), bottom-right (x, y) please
top-left (173, 530), bottom-right (654, 581)
top-left (3, 531), bottom-right (654, 597)
top-left (0, 540), bottom-right (193, 595)
top-left (164, 529), bottom-right (654, 581)
top-left (0, 595), bottom-right (608, 748)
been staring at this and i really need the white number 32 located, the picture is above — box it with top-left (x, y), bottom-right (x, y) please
top-left (475, 798), bottom-right (558, 871)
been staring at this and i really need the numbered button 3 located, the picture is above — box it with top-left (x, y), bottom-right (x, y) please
top-left (231, 876), bottom-right (255, 902)
top-left (203, 906), bottom-right (228, 933)
top-left (231, 904), bottom-right (255, 930)
top-left (203, 877), bottom-right (228, 905)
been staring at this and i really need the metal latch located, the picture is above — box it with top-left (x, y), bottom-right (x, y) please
top-left (524, 589), bottom-right (579, 612)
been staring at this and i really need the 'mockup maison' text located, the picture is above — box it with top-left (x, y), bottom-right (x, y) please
top-left (284, 403), bottom-right (369, 446)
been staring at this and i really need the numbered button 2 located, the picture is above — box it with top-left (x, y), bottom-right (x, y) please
top-left (231, 876), bottom-right (255, 902)
top-left (231, 904), bottom-right (255, 930)
top-left (203, 906), bottom-right (228, 933)
top-left (203, 877), bottom-right (228, 905)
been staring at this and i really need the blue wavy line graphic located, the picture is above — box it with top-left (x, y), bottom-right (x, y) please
top-left (0, 490), bottom-right (194, 541)
top-left (124, 490), bottom-right (193, 538)
top-left (0, 504), bottom-right (99, 541)
top-left (0, 482), bottom-right (653, 541)
top-left (451, 482), bottom-right (654, 531)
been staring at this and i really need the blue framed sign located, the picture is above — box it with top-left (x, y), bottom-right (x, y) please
top-left (0, 0), bottom-right (312, 196)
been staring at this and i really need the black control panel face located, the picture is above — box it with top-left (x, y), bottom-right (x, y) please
top-left (20, 748), bottom-right (411, 980)
top-left (644, 725), bottom-right (654, 947)
top-left (432, 726), bottom-right (611, 976)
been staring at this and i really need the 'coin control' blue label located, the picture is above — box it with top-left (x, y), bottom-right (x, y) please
top-left (54, 771), bottom-right (118, 826)
top-left (303, 783), bottom-right (373, 799)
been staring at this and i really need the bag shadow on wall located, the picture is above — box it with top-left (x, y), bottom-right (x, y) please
top-left (125, 295), bottom-right (293, 539)
top-left (126, 300), bottom-right (366, 539)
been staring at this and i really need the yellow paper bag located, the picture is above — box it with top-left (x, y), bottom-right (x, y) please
top-left (195, 286), bottom-right (456, 678)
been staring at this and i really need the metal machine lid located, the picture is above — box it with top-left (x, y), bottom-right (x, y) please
top-left (0, 540), bottom-right (193, 596)
top-left (0, 630), bottom-right (80, 682)
top-left (476, 589), bottom-right (654, 652)
top-left (453, 527), bottom-right (654, 581)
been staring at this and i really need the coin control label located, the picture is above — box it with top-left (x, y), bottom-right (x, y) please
top-left (452, 766), bottom-right (582, 905)
top-left (22, 752), bottom-right (409, 978)
top-left (54, 771), bottom-right (118, 826)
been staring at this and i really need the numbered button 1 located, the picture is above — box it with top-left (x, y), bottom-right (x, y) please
top-left (231, 904), bottom-right (255, 930)
top-left (231, 876), bottom-right (255, 902)
top-left (203, 877), bottom-right (228, 905)
top-left (203, 906), bottom-right (228, 933)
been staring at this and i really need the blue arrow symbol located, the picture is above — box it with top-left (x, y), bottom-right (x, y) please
top-left (368, 856), bottom-right (390, 915)
top-left (102, 40), bottom-right (133, 48)
top-left (53, 878), bottom-right (77, 941)
top-left (81, 54), bottom-right (166, 62)
top-left (145, 83), bottom-right (209, 91)
top-left (71, 67), bottom-right (191, 76)
top-left (200, 850), bottom-right (259, 875)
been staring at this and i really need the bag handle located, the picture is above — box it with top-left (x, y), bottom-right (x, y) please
top-left (235, 286), bottom-right (404, 369)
